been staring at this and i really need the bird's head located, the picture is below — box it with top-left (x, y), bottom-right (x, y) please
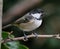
top-left (29, 8), bottom-right (44, 20)
top-left (22, 8), bottom-right (44, 23)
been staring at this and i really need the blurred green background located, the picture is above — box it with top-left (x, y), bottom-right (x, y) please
top-left (3, 0), bottom-right (60, 49)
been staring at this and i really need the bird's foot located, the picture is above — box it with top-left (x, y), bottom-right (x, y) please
top-left (23, 33), bottom-right (28, 41)
top-left (33, 32), bottom-right (38, 38)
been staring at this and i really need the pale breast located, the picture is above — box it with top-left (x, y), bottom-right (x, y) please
top-left (19, 19), bottom-right (42, 31)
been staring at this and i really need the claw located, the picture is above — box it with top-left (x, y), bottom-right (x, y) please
top-left (33, 32), bottom-right (38, 38)
top-left (23, 32), bottom-right (28, 41)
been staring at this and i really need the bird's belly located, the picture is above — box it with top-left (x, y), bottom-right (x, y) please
top-left (19, 20), bottom-right (42, 31)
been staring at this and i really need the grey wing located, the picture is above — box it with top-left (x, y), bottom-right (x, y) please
top-left (14, 13), bottom-right (33, 24)
top-left (14, 18), bottom-right (25, 24)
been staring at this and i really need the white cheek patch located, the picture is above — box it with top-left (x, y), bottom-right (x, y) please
top-left (31, 13), bottom-right (42, 19)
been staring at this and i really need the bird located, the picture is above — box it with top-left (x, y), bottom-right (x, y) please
top-left (13, 8), bottom-right (44, 41)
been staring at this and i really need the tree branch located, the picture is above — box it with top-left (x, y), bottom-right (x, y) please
top-left (2, 34), bottom-right (60, 43)
top-left (2, 0), bottom-right (43, 27)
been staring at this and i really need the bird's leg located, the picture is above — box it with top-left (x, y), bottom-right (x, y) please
top-left (33, 32), bottom-right (38, 38)
top-left (32, 31), bottom-right (38, 38)
top-left (23, 31), bottom-right (28, 41)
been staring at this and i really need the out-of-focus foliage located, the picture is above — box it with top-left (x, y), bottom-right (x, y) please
top-left (1, 41), bottom-right (29, 49)
top-left (41, 38), bottom-right (60, 49)
top-left (2, 31), bottom-right (14, 40)
top-left (2, 31), bottom-right (9, 39)
top-left (2, 41), bottom-right (29, 49)
top-left (3, 0), bottom-right (60, 49)
top-left (2, 31), bottom-right (29, 49)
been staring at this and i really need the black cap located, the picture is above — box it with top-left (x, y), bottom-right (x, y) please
top-left (29, 8), bottom-right (44, 14)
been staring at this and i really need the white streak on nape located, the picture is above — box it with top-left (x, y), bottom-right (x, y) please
top-left (31, 13), bottom-right (42, 19)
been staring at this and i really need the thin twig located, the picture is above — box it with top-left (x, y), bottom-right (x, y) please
top-left (2, 34), bottom-right (60, 43)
